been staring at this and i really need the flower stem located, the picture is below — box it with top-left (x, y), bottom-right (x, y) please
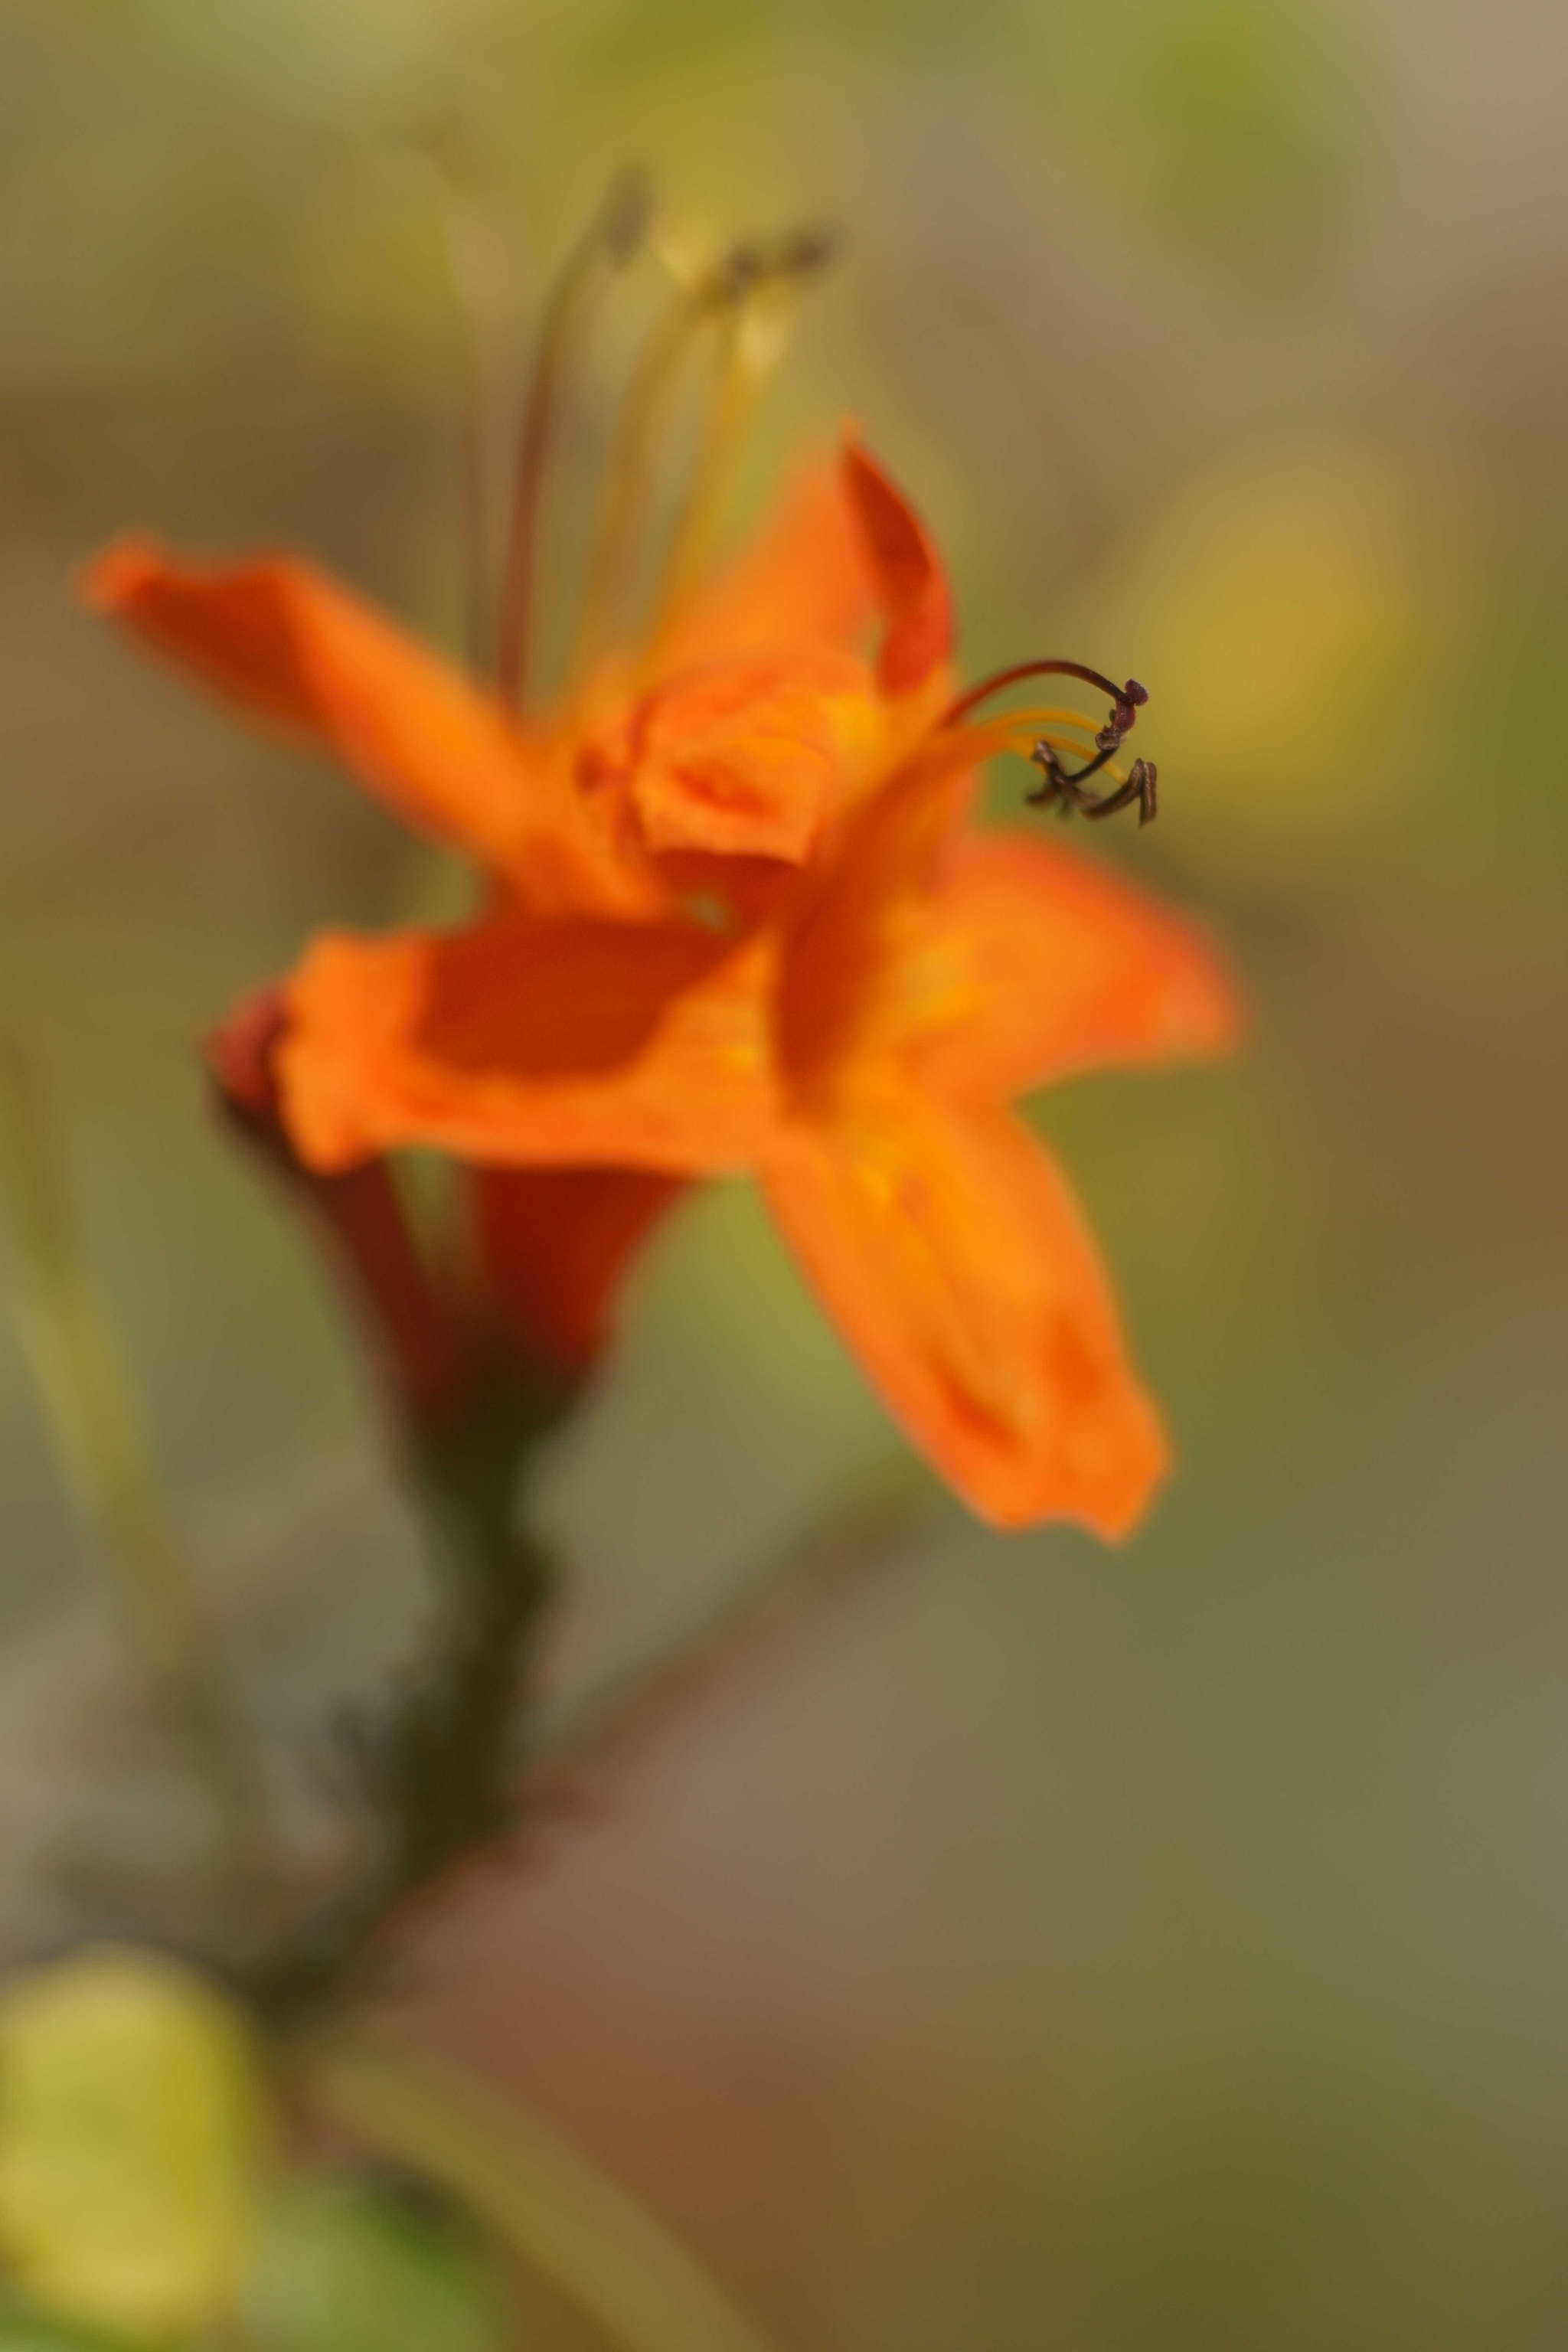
top-left (244, 1359), bottom-right (561, 2023)
top-left (247, 1454), bottom-right (936, 2019)
top-left (298, 2024), bottom-right (782, 2352)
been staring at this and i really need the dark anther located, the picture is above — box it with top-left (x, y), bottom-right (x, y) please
top-left (706, 229), bottom-right (837, 312)
top-left (1087, 757), bottom-right (1158, 826)
top-left (1026, 739), bottom-right (1119, 802)
top-left (1027, 746), bottom-right (1158, 828)
top-left (773, 227), bottom-right (838, 278)
top-left (603, 168), bottom-right (656, 263)
top-left (708, 244), bottom-right (766, 305)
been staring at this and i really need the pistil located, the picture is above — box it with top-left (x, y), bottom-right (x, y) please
top-left (938, 661), bottom-right (1155, 825)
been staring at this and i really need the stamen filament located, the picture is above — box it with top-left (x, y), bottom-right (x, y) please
top-left (648, 234), bottom-right (833, 648)
top-left (937, 662), bottom-right (1152, 824)
top-left (929, 701), bottom-right (1151, 819)
top-left (1009, 733), bottom-right (1128, 784)
top-left (571, 232), bottom-right (833, 688)
top-left (567, 278), bottom-right (704, 687)
top-left (971, 702), bottom-right (1106, 737)
top-left (495, 170), bottom-right (652, 712)
top-left (936, 707), bottom-right (1109, 765)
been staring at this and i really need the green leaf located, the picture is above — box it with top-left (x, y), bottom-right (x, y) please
top-left (243, 2171), bottom-right (506, 2352)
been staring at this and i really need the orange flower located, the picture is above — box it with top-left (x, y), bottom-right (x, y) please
top-left (86, 436), bottom-right (947, 1387)
top-left (89, 431), bottom-right (1238, 1534)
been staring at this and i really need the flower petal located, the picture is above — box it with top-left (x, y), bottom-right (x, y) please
top-left (903, 832), bottom-right (1246, 1099)
top-left (841, 439), bottom-right (954, 694)
top-left (84, 539), bottom-right (626, 913)
top-left (760, 1097), bottom-right (1168, 1535)
top-left (626, 648), bottom-right (877, 863)
top-left (206, 984), bottom-right (469, 1422)
top-left (471, 1165), bottom-right (687, 1376)
top-left (773, 727), bottom-right (982, 1104)
top-left (652, 459), bottom-right (877, 672)
top-left (277, 917), bottom-right (776, 1175)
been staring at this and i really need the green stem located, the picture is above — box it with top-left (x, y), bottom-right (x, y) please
top-left (245, 1361), bottom-right (560, 2022)
top-left (250, 1456), bottom-right (937, 2017)
top-left (299, 2026), bottom-right (782, 2352)
top-left (0, 1035), bottom-right (285, 1929)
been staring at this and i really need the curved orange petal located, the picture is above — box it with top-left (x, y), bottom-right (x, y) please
top-left (470, 1165), bottom-right (687, 1377)
top-left (277, 917), bottom-right (776, 1175)
top-left (760, 1096), bottom-right (1168, 1536)
top-left (841, 439), bottom-right (954, 694)
top-left (85, 539), bottom-right (629, 914)
top-left (887, 831), bottom-right (1246, 1101)
top-left (652, 459), bottom-right (877, 673)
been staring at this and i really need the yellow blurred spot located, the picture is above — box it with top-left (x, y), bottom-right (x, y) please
top-left (0, 1946), bottom-right (270, 2339)
top-left (1091, 443), bottom-right (1462, 875)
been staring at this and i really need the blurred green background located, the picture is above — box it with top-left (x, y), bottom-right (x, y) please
top-left (3, 0), bottom-right (1567, 2344)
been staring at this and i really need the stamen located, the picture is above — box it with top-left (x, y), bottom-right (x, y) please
top-left (648, 230), bottom-right (835, 639)
top-left (929, 709), bottom-right (1109, 777)
top-left (567, 276), bottom-right (705, 685)
top-left (495, 169), bottom-right (653, 711)
top-left (1034, 736), bottom-right (1120, 794)
top-left (972, 702), bottom-right (1108, 739)
top-left (938, 659), bottom-right (1155, 827)
top-left (1024, 732), bottom-right (1129, 785)
top-left (570, 229), bottom-right (834, 684)
top-left (1028, 746), bottom-right (1158, 827)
